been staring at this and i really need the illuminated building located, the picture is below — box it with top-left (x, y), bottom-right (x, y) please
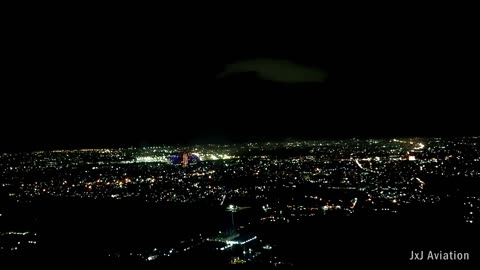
top-left (169, 153), bottom-right (200, 166)
top-left (182, 153), bottom-right (188, 168)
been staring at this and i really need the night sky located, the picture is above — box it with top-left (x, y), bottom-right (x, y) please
top-left (2, 18), bottom-right (479, 152)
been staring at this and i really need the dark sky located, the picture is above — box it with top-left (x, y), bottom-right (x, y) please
top-left (2, 17), bottom-right (479, 152)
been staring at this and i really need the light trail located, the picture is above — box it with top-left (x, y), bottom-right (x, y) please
top-left (220, 194), bottom-right (226, 206)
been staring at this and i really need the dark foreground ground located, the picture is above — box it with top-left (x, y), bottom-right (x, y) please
top-left (0, 198), bottom-right (478, 269)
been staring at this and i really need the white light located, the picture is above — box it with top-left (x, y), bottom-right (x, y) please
top-left (147, 255), bottom-right (158, 261)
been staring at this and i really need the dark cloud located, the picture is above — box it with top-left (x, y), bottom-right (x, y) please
top-left (218, 58), bottom-right (327, 83)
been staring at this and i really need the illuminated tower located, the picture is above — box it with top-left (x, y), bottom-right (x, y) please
top-left (227, 205), bottom-right (237, 236)
top-left (225, 205), bottom-right (250, 236)
top-left (182, 153), bottom-right (189, 168)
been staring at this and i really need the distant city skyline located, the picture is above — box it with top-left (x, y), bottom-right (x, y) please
top-left (1, 136), bottom-right (479, 266)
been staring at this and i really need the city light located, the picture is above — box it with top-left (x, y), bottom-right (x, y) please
top-left (1, 137), bottom-right (479, 265)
